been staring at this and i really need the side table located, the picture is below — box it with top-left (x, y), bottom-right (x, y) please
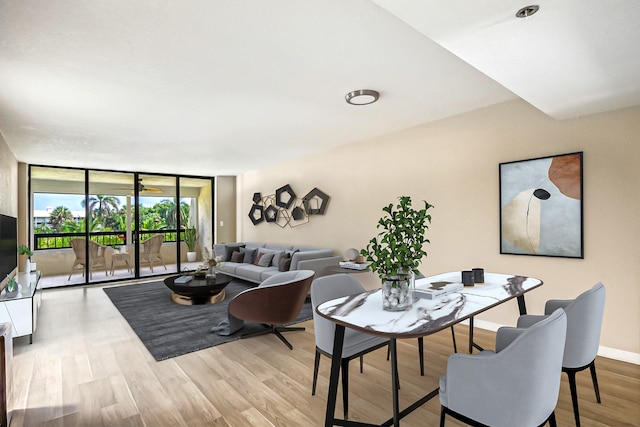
top-left (111, 252), bottom-right (132, 275)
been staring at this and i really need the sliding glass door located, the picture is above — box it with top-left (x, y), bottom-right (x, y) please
top-left (29, 165), bottom-right (214, 287)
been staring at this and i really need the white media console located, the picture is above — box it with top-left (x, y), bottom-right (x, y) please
top-left (0, 272), bottom-right (41, 344)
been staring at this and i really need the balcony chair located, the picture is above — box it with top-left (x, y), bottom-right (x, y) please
top-left (439, 309), bottom-right (567, 427)
top-left (67, 238), bottom-right (108, 280)
top-left (213, 270), bottom-right (315, 350)
top-left (140, 235), bottom-right (166, 273)
top-left (311, 274), bottom-right (396, 419)
top-left (516, 282), bottom-right (606, 427)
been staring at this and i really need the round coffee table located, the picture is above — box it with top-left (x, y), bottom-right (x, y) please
top-left (164, 272), bottom-right (232, 305)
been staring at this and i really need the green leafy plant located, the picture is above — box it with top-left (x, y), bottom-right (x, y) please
top-left (17, 244), bottom-right (33, 258)
top-left (184, 227), bottom-right (198, 252)
top-left (361, 196), bottom-right (433, 284)
top-left (5, 276), bottom-right (17, 292)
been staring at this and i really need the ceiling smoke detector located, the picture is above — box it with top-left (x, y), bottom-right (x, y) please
top-left (345, 89), bottom-right (380, 105)
top-left (516, 5), bottom-right (539, 18)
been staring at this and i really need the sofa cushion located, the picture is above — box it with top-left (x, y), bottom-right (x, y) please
top-left (264, 243), bottom-right (294, 252)
top-left (255, 252), bottom-right (275, 267)
top-left (230, 251), bottom-right (244, 263)
top-left (240, 247), bottom-right (257, 264)
top-left (255, 247), bottom-right (285, 267)
top-left (278, 255), bottom-right (292, 272)
top-left (224, 243), bottom-right (245, 261)
top-left (218, 262), bottom-right (239, 275)
top-left (244, 242), bottom-right (266, 250)
top-left (260, 268), bottom-right (282, 281)
top-left (236, 264), bottom-right (275, 283)
top-left (271, 251), bottom-right (286, 267)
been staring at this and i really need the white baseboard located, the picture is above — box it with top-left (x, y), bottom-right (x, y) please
top-left (461, 319), bottom-right (640, 365)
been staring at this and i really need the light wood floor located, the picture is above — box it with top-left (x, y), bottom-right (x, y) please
top-left (9, 283), bottom-right (640, 426)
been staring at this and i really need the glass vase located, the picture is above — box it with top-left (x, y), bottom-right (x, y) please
top-left (381, 275), bottom-right (413, 311)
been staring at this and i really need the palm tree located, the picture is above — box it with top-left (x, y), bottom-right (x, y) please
top-left (153, 198), bottom-right (191, 229)
top-left (82, 195), bottom-right (120, 228)
top-left (49, 206), bottom-right (73, 231)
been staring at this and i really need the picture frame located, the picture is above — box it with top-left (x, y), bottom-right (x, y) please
top-left (499, 152), bottom-right (583, 258)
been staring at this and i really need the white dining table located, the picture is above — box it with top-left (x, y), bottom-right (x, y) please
top-left (315, 271), bottom-right (544, 427)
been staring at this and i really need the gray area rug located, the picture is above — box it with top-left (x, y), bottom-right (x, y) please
top-left (103, 279), bottom-right (313, 361)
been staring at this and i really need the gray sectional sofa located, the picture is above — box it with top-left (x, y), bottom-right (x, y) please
top-left (213, 242), bottom-right (339, 284)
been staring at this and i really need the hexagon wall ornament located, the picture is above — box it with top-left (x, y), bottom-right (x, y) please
top-left (302, 187), bottom-right (330, 215)
top-left (252, 192), bottom-right (262, 204)
top-left (248, 204), bottom-right (264, 225)
top-left (264, 205), bottom-right (279, 223)
top-left (275, 184), bottom-right (296, 209)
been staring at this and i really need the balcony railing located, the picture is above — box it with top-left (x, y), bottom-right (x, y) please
top-left (34, 230), bottom-right (186, 250)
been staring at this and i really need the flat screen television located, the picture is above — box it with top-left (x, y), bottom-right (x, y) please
top-left (0, 214), bottom-right (18, 289)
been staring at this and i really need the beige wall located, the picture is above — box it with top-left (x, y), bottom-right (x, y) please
top-left (0, 134), bottom-right (18, 217)
top-left (240, 100), bottom-right (640, 357)
top-left (215, 176), bottom-right (237, 244)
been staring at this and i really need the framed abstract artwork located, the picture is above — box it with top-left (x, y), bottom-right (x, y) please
top-left (499, 152), bottom-right (583, 258)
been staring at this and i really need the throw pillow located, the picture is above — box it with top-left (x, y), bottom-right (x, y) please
top-left (271, 251), bottom-right (285, 267)
top-left (230, 250), bottom-right (244, 263)
top-left (239, 247), bottom-right (257, 264)
top-left (278, 255), bottom-right (292, 272)
top-left (257, 252), bottom-right (275, 267)
top-left (224, 243), bottom-right (245, 261)
top-left (253, 252), bottom-right (265, 266)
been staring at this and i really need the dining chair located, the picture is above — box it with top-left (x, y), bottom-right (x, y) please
top-left (311, 274), bottom-right (393, 419)
top-left (439, 308), bottom-right (567, 427)
top-left (67, 238), bottom-right (108, 280)
top-left (227, 269), bottom-right (315, 349)
top-left (517, 282), bottom-right (606, 427)
top-left (140, 235), bottom-right (167, 273)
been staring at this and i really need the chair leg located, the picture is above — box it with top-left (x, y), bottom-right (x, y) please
top-left (241, 325), bottom-right (304, 350)
top-left (273, 329), bottom-right (294, 350)
top-left (450, 326), bottom-right (457, 353)
top-left (548, 411), bottom-right (557, 427)
top-left (439, 406), bottom-right (447, 427)
top-left (312, 348), bottom-right (321, 396)
top-left (589, 360), bottom-right (602, 403)
top-left (341, 358), bottom-right (349, 419)
top-left (359, 355), bottom-right (363, 373)
top-left (418, 337), bottom-right (424, 376)
top-left (566, 370), bottom-right (581, 427)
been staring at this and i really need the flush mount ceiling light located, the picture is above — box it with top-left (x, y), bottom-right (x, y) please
top-left (345, 89), bottom-right (380, 105)
top-left (516, 5), bottom-right (539, 18)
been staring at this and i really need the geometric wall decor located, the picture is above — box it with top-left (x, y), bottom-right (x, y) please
top-left (302, 187), bottom-right (330, 215)
top-left (249, 184), bottom-right (330, 228)
top-left (292, 206), bottom-right (305, 221)
top-left (499, 151), bottom-right (583, 258)
top-left (248, 204), bottom-right (265, 225)
top-left (275, 184), bottom-right (296, 209)
top-left (264, 205), bottom-right (279, 223)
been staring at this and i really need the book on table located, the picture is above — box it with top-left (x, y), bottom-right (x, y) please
top-left (414, 278), bottom-right (463, 300)
top-left (174, 275), bottom-right (193, 284)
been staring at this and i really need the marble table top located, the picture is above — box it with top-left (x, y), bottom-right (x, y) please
top-left (316, 271), bottom-right (543, 339)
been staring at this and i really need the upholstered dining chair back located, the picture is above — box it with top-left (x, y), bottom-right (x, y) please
top-left (310, 274), bottom-right (390, 419)
top-left (439, 309), bottom-right (567, 427)
top-left (517, 282), bottom-right (606, 426)
top-left (311, 274), bottom-right (388, 357)
top-left (545, 282), bottom-right (605, 369)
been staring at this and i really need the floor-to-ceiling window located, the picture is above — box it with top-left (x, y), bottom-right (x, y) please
top-left (30, 165), bottom-right (214, 288)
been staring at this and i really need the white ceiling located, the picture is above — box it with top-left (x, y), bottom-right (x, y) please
top-left (1, 1), bottom-right (638, 176)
